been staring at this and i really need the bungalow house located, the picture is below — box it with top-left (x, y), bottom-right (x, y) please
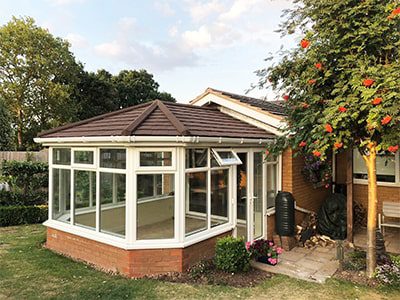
top-left (34, 88), bottom-right (399, 277)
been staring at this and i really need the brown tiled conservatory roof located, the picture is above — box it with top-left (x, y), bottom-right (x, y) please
top-left (38, 100), bottom-right (274, 139)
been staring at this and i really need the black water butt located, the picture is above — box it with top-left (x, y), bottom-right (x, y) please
top-left (275, 191), bottom-right (295, 236)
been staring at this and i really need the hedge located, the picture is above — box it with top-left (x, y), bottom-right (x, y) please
top-left (0, 190), bottom-right (47, 206)
top-left (0, 205), bottom-right (48, 227)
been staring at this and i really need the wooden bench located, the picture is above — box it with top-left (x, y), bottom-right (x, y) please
top-left (378, 201), bottom-right (400, 235)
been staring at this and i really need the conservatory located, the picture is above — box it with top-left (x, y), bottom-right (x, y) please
top-left (35, 100), bottom-right (280, 277)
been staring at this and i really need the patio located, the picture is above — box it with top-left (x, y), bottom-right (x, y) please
top-left (252, 245), bottom-right (338, 283)
top-left (354, 227), bottom-right (400, 254)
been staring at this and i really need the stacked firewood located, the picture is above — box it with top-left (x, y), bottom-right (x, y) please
top-left (295, 213), bottom-right (335, 248)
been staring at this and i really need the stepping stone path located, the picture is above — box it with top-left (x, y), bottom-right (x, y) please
top-left (251, 245), bottom-right (338, 283)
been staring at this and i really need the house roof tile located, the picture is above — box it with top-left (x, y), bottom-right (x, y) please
top-left (38, 100), bottom-right (274, 139)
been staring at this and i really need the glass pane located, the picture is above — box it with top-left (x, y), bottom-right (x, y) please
top-left (267, 164), bottom-right (277, 209)
top-left (140, 152), bottom-right (172, 167)
top-left (253, 153), bottom-right (263, 238)
top-left (236, 153), bottom-right (247, 240)
top-left (137, 174), bottom-right (175, 239)
top-left (211, 169), bottom-right (229, 227)
top-left (186, 148), bottom-right (207, 169)
top-left (74, 151), bottom-right (94, 165)
top-left (213, 150), bottom-right (241, 165)
top-left (52, 168), bottom-right (70, 222)
top-left (100, 173), bottom-right (126, 237)
top-left (100, 149), bottom-right (126, 169)
top-left (53, 148), bottom-right (71, 165)
top-left (353, 150), bottom-right (395, 182)
top-left (74, 170), bottom-right (96, 230)
top-left (185, 172), bottom-right (207, 236)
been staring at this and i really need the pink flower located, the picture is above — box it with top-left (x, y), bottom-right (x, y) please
top-left (245, 241), bottom-right (251, 251)
top-left (267, 252), bottom-right (272, 257)
top-left (276, 247), bottom-right (283, 254)
top-left (268, 241), bottom-right (274, 246)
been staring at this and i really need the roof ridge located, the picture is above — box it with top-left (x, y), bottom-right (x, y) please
top-left (37, 101), bottom-right (153, 137)
top-left (157, 101), bottom-right (190, 135)
top-left (163, 100), bottom-right (219, 111)
top-left (121, 101), bottom-right (159, 135)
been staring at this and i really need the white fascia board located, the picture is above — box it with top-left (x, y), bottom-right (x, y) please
top-left (34, 135), bottom-right (275, 147)
top-left (192, 93), bottom-right (286, 133)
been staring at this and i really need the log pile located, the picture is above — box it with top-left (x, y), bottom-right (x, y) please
top-left (295, 212), bottom-right (335, 248)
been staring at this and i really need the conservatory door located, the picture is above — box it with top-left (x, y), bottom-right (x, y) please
top-left (235, 152), bottom-right (248, 240)
top-left (234, 150), bottom-right (264, 242)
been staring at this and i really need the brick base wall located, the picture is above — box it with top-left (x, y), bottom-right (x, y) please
top-left (46, 227), bottom-right (231, 278)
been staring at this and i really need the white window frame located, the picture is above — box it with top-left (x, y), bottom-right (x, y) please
top-left (72, 147), bottom-right (97, 169)
top-left (135, 147), bottom-right (176, 171)
top-left (353, 149), bottom-right (400, 187)
top-left (52, 147), bottom-right (71, 166)
top-left (99, 148), bottom-right (127, 170)
top-left (211, 148), bottom-right (242, 166)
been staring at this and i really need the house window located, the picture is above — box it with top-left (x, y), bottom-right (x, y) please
top-left (353, 150), bottom-right (399, 184)
top-left (100, 149), bottom-right (126, 169)
top-left (73, 170), bottom-right (96, 230)
top-left (74, 150), bottom-right (94, 165)
top-left (211, 169), bottom-right (229, 227)
top-left (139, 151), bottom-right (172, 167)
top-left (186, 148), bottom-right (207, 169)
top-left (53, 148), bottom-right (71, 165)
top-left (211, 149), bottom-right (242, 166)
top-left (266, 155), bottom-right (278, 210)
top-left (136, 174), bottom-right (175, 240)
top-left (185, 171), bottom-right (208, 235)
top-left (52, 168), bottom-right (71, 222)
top-left (99, 173), bottom-right (126, 237)
top-left (185, 148), bottom-right (231, 237)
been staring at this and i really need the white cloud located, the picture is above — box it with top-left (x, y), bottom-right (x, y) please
top-left (154, 1), bottom-right (175, 16)
top-left (186, 0), bottom-right (225, 22)
top-left (168, 25), bottom-right (179, 37)
top-left (219, 0), bottom-right (262, 21)
top-left (182, 25), bottom-right (212, 48)
top-left (95, 41), bottom-right (123, 57)
top-left (65, 33), bottom-right (88, 48)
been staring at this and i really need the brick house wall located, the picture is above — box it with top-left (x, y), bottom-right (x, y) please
top-left (266, 148), bottom-right (331, 239)
top-left (46, 227), bottom-right (231, 278)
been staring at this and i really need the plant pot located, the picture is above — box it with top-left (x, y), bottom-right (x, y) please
top-left (256, 256), bottom-right (278, 266)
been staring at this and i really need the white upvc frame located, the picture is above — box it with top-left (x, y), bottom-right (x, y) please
top-left (211, 148), bottom-right (242, 166)
top-left (135, 147), bottom-right (176, 171)
top-left (72, 147), bottom-right (97, 169)
top-left (184, 148), bottom-right (233, 239)
top-left (46, 143), bottom-right (281, 250)
top-left (353, 149), bottom-right (400, 187)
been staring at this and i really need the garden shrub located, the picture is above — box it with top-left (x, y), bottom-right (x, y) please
top-left (0, 205), bottom-right (48, 226)
top-left (343, 250), bottom-right (366, 271)
top-left (215, 236), bottom-right (250, 273)
top-left (0, 160), bottom-right (48, 205)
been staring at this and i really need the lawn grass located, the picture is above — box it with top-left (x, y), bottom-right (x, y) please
top-left (0, 225), bottom-right (399, 300)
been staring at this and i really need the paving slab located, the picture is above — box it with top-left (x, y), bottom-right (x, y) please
top-left (252, 246), bottom-right (338, 283)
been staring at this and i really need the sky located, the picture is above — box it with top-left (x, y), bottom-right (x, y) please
top-left (0, 0), bottom-right (296, 103)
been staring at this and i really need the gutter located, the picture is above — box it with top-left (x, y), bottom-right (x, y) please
top-left (34, 135), bottom-right (275, 146)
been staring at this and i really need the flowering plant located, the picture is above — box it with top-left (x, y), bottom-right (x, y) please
top-left (246, 239), bottom-right (282, 266)
top-left (302, 155), bottom-right (332, 188)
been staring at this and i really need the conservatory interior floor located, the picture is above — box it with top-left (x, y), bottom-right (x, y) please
top-left (353, 227), bottom-right (400, 254)
top-left (136, 216), bottom-right (230, 240)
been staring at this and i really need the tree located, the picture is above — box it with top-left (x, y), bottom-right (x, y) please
top-left (113, 69), bottom-right (175, 108)
top-left (0, 98), bottom-right (14, 150)
top-left (73, 69), bottom-right (119, 120)
top-left (0, 17), bottom-right (80, 149)
top-left (260, 1), bottom-right (400, 277)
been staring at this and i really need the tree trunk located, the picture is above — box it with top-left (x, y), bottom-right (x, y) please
top-left (17, 109), bottom-right (23, 150)
top-left (363, 145), bottom-right (378, 278)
